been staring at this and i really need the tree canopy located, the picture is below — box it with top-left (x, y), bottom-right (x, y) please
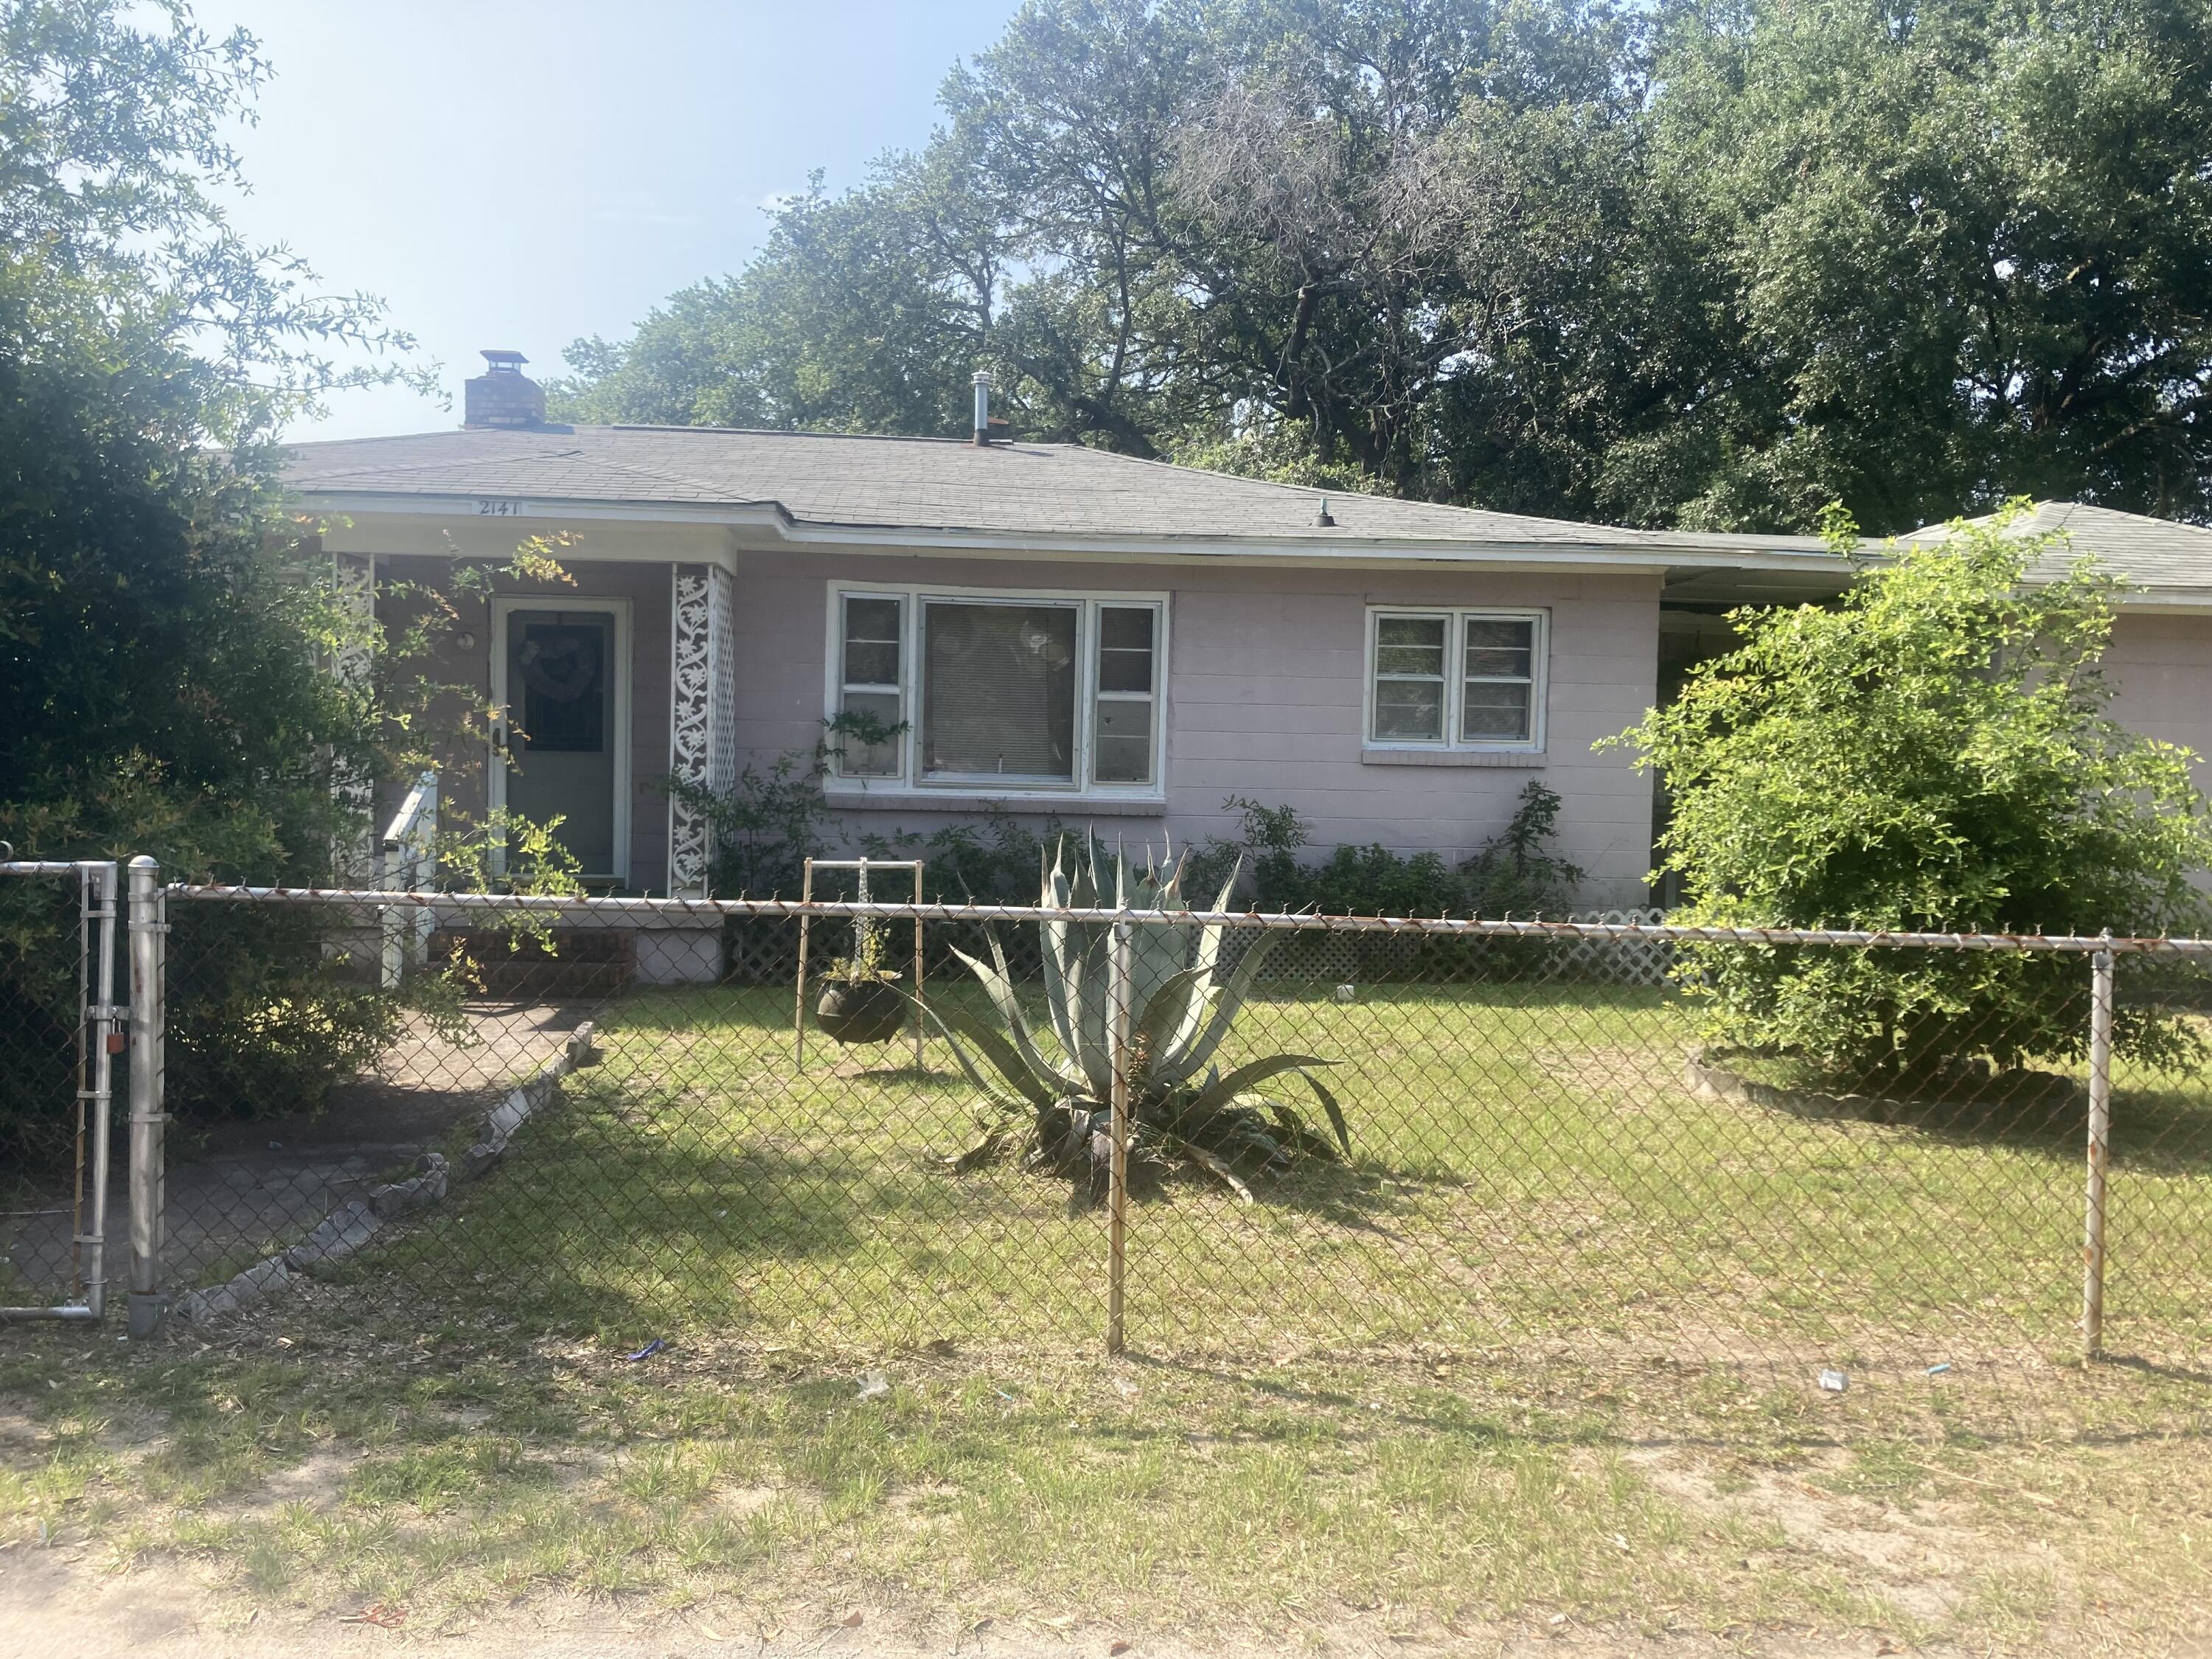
top-left (0, 0), bottom-right (437, 874)
top-left (550, 0), bottom-right (2212, 533)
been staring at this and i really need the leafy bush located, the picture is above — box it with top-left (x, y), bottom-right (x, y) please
top-left (0, 2), bottom-right (483, 1167)
top-left (164, 911), bottom-right (403, 1124)
top-left (1189, 783), bottom-right (1585, 919)
top-left (1612, 505), bottom-right (2212, 1088)
top-left (686, 740), bottom-right (1585, 987)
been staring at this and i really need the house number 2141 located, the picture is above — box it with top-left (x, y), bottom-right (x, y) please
top-left (476, 498), bottom-right (528, 517)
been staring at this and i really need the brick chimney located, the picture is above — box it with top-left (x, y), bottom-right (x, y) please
top-left (463, 349), bottom-right (545, 428)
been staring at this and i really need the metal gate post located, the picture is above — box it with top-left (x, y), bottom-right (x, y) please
top-left (80, 861), bottom-right (119, 1321)
top-left (1106, 917), bottom-right (1132, 1356)
top-left (2082, 941), bottom-right (2115, 1359)
top-left (126, 856), bottom-right (167, 1339)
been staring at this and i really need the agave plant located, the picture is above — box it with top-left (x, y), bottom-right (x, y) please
top-left (924, 839), bottom-right (1349, 1202)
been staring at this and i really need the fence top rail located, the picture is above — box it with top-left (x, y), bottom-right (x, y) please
top-left (158, 880), bottom-right (2211, 956)
top-left (2, 860), bottom-right (114, 880)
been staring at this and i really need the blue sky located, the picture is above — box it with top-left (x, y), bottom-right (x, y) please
top-left (198, 1), bottom-right (1026, 443)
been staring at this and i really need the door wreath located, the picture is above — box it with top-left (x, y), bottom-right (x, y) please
top-left (517, 632), bottom-right (601, 702)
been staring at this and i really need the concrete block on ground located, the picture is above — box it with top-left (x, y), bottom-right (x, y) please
top-left (368, 1151), bottom-right (449, 1219)
top-left (461, 1028), bottom-right (591, 1182)
top-left (284, 1199), bottom-right (381, 1272)
top-left (174, 1254), bottom-right (293, 1324)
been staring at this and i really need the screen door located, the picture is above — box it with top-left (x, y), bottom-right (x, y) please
top-left (500, 608), bottom-right (620, 877)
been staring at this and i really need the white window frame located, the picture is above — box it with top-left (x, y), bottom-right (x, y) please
top-left (823, 580), bottom-right (1169, 799)
top-left (832, 591), bottom-right (906, 779)
top-left (1363, 605), bottom-right (1548, 751)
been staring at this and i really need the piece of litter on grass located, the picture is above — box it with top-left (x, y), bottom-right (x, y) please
top-left (1927, 1362), bottom-right (1952, 1375)
top-left (339, 1601), bottom-right (408, 1629)
top-left (1112, 1377), bottom-right (1138, 1398)
top-left (622, 1338), bottom-right (668, 1362)
top-left (1110, 1642), bottom-right (1132, 1655)
top-left (1818, 1368), bottom-right (1849, 1393)
top-left (993, 1388), bottom-right (1017, 1402)
top-left (857, 1370), bottom-right (891, 1401)
top-left (840, 1610), bottom-right (864, 1628)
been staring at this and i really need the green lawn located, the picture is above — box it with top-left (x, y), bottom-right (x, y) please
top-left (7, 976), bottom-right (2212, 1649)
top-left (379, 978), bottom-right (2212, 1376)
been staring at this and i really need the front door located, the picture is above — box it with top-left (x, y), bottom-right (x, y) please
top-left (493, 602), bottom-right (628, 881)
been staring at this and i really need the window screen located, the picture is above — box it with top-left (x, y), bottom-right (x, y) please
top-left (1461, 617), bottom-right (1535, 741)
top-left (1372, 615), bottom-right (1447, 740)
top-left (922, 602), bottom-right (1078, 779)
top-left (1093, 605), bottom-right (1157, 784)
top-left (837, 595), bottom-right (904, 776)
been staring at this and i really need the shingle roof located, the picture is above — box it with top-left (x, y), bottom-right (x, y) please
top-left (282, 424), bottom-right (1830, 563)
top-left (1897, 501), bottom-right (2212, 594)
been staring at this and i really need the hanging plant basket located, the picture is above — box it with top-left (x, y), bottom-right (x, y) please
top-left (815, 975), bottom-right (905, 1044)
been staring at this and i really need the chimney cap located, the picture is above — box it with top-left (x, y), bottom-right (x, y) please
top-left (465, 350), bottom-right (546, 428)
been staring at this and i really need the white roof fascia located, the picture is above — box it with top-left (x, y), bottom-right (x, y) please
top-left (292, 490), bottom-right (792, 530)
top-left (288, 487), bottom-right (1845, 577)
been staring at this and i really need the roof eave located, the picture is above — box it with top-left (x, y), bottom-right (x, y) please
top-left (285, 486), bottom-right (1846, 574)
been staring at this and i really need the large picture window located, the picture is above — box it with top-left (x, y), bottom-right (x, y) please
top-left (1366, 608), bottom-right (1546, 748)
top-left (827, 585), bottom-right (1166, 793)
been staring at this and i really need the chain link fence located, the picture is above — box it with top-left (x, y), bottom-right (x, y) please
top-left (106, 878), bottom-right (2209, 1402)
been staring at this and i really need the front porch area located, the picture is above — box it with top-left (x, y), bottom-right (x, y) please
top-left (341, 546), bottom-right (742, 981)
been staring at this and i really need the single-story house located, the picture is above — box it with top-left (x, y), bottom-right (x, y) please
top-left (290, 352), bottom-right (1846, 922)
top-left (284, 354), bottom-right (2212, 963)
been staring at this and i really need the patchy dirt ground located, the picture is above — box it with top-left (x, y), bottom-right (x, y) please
top-left (0, 1545), bottom-right (2080, 1659)
top-left (5, 1276), bottom-right (2211, 1659)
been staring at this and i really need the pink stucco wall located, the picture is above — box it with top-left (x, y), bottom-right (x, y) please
top-left (361, 543), bottom-right (1665, 902)
top-left (731, 551), bottom-right (1663, 906)
top-left (2104, 613), bottom-right (2212, 793)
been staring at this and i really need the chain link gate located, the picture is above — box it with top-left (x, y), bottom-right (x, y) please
top-left (0, 856), bottom-right (121, 1323)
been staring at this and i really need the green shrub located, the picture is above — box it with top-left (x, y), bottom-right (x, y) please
top-left (1611, 504), bottom-right (2212, 1088)
top-left (0, 2), bottom-right (538, 1167)
top-left (164, 910), bottom-right (403, 1124)
top-left (1189, 782), bottom-right (1585, 920)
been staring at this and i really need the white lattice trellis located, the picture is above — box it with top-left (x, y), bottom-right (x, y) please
top-left (668, 564), bottom-right (736, 894)
top-left (709, 565), bottom-right (737, 801)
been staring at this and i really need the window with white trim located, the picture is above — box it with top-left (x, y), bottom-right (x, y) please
top-left (835, 594), bottom-right (903, 776)
top-left (1367, 608), bottom-right (1545, 748)
top-left (827, 585), bottom-right (1166, 793)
